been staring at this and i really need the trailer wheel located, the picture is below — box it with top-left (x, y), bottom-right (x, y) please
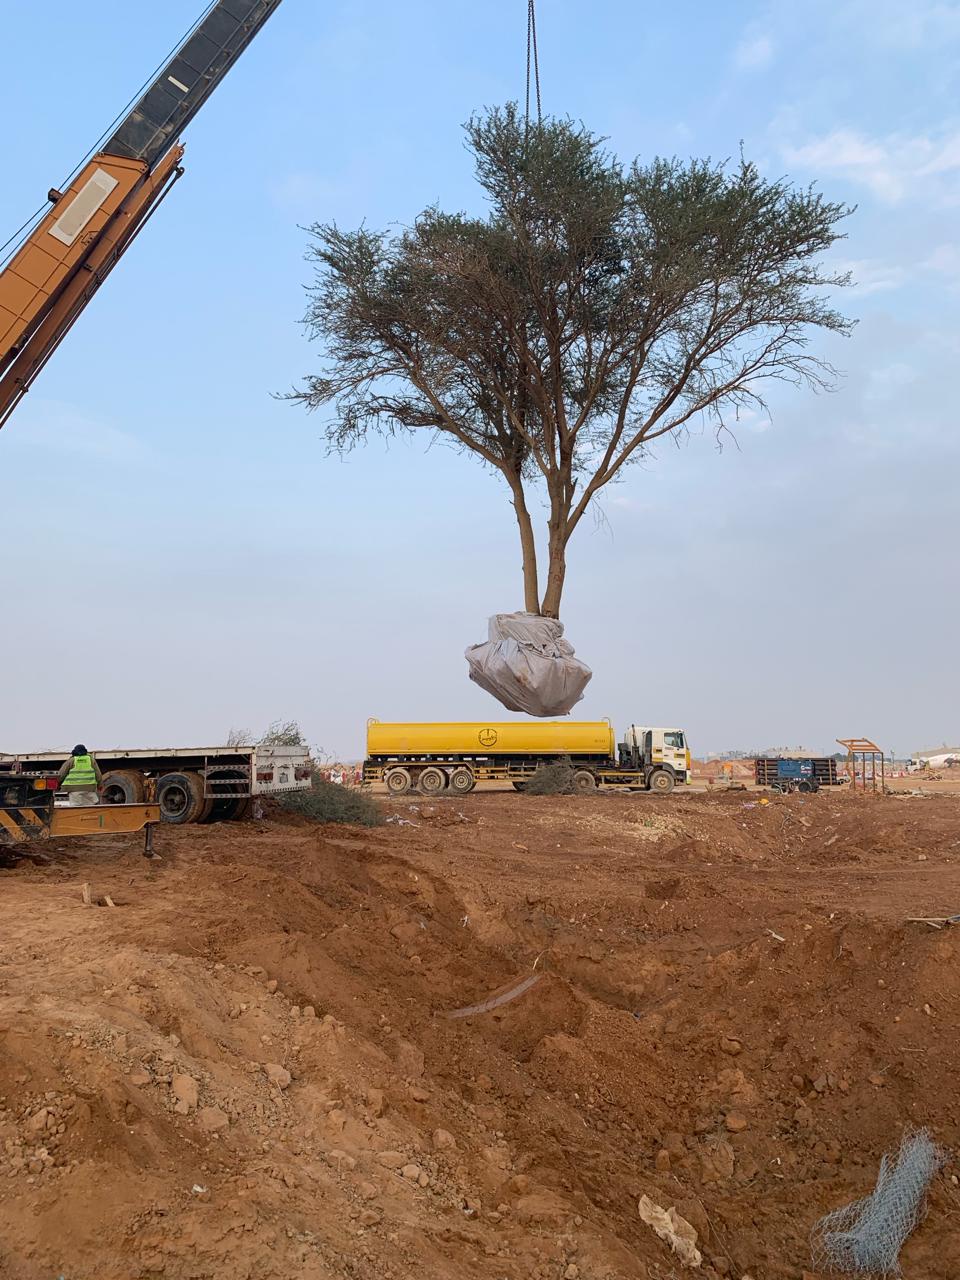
top-left (202, 796), bottom-right (243, 823)
top-left (648, 768), bottom-right (675, 795)
top-left (100, 769), bottom-right (146, 806)
top-left (512, 780), bottom-right (527, 792)
top-left (572, 770), bottom-right (597, 793)
top-left (448, 767), bottom-right (475, 794)
top-left (385, 768), bottom-right (412, 795)
top-left (157, 771), bottom-right (206, 824)
top-left (418, 767), bottom-right (446, 795)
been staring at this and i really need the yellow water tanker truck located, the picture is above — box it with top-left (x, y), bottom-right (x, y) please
top-left (364, 720), bottom-right (691, 796)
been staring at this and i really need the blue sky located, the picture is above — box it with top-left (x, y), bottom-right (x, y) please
top-left (2, 0), bottom-right (958, 758)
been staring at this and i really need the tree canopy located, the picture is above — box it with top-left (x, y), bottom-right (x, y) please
top-left (292, 104), bottom-right (853, 616)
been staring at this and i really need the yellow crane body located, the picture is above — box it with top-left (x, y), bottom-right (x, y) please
top-left (0, 0), bottom-right (284, 430)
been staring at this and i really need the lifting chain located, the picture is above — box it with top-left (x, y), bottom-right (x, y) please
top-left (525, 0), bottom-right (542, 132)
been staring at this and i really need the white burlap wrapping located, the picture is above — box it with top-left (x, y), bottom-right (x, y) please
top-left (465, 612), bottom-right (592, 716)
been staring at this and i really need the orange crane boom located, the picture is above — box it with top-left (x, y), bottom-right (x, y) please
top-left (0, 0), bottom-right (284, 430)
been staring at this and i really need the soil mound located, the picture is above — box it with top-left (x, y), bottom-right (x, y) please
top-left (1, 789), bottom-right (958, 1278)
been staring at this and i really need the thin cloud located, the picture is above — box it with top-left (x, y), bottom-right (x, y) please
top-left (735, 33), bottom-right (775, 70)
top-left (865, 362), bottom-right (919, 402)
top-left (921, 243), bottom-right (960, 286)
top-left (7, 400), bottom-right (153, 464)
top-left (782, 128), bottom-right (960, 204)
top-left (835, 258), bottom-right (909, 295)
top-left (848, 0), bottom-right (960, 48)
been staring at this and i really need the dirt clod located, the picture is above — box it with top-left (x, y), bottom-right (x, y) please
top-left (171, 1073), bottom-right (199, 1112)
top-left (264, 1063), bottom-right (291, 1089)
top-left (196, 1106), bottom-right (229, 1132)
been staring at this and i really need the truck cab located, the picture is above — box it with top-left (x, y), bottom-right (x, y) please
top-left (618, 726), bottom-right (692, 785)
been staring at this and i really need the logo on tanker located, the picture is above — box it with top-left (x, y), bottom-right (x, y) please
top-left (478, 728), bottom-right (499, 748)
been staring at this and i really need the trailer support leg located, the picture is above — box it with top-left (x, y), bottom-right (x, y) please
top-left (144, 824), bottom-right (157, 859)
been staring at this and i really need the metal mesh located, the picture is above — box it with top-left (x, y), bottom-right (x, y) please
top-left (811, 1130), bottom-right (946, 1276)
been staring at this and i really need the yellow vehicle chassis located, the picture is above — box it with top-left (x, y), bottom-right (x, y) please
top-left (363, 760), bottom-right (654, 791)
top-left (0, 799), bottom-right (159, 847)
top-left (49, 804), bottom-right (160, 839)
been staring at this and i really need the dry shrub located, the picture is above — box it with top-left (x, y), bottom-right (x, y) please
top-left (281, 774), bottom-right (382, 827)
top-left (524, 760), bottom-right (576, 795)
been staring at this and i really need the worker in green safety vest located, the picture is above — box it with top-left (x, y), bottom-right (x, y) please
top-left (56, 744), bottom-right (103, 807)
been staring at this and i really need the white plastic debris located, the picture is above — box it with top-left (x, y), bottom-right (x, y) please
top-left (465, 612), bottom-right (592, 716)
top-left (638, 1195), bottom-right (702, 1268)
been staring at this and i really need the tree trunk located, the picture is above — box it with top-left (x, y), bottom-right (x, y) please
top-left (540, 525), bottom-right (567, 619)
top-left (510, 481), bottom-right (541, 614)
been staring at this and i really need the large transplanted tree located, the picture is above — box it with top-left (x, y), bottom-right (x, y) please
top-left (293, 105), bottom-right (852, 617)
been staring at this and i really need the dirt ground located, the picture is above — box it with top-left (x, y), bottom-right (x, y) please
top-left (1, 788), bottom-right (959, 1280)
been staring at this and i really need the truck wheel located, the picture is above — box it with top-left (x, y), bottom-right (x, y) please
top-left (572, 770), bottom-right (596, 793)
top-left (203, 796), bottom-right (242, 823)
top-left (385, 768), bottom-right (412, 796)
top-left (512, 781), bottom-right (527, 792)
top-left (157, 771), bottom-right (206, 824)
top-left (448, 767), bottom-right (475, 794)
top-left (418, 767), bottom-right (446, 795)
top-left (648, 769), bottom-right (675, 795)
top-left (100, 769), bottom-right (145, 805)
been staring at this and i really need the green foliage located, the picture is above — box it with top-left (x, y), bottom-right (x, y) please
top-left (292, 103), bottom-right (853, 614)
top-left (280, 772), bottom-right (383, 827)
top-left (523, 760), bottom-right (576, 795)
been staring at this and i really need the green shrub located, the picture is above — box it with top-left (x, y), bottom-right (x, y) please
top-left (523, 760), bottom-right (576, 795)
top-left (281, 774), bottom-right (383, 827)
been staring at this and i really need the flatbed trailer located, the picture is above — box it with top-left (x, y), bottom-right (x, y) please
top-left (0, 744), bottom-right (311, 824)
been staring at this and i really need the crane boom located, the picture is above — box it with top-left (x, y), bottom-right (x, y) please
top-left (0, 0), bottom-right (283, 431)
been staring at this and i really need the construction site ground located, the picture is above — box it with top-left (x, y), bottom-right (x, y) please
top-left (1, 788), bottom-right (959, 1280)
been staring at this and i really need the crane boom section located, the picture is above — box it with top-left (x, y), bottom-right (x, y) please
top-left (1, 156), bottom-right (149, 376)
top-left (0, 149), bottom-right (183, 427)
top-left (106, 0), bottom-right (284, 169)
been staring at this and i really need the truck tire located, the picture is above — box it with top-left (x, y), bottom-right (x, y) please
top-left (385, 768), bottom-right (412, 796)
top-left (572, 770), bottom-right (596, 793)
top-left (157, 771), bottom-right (206, 824)
top-left (448, 767), bottom-right (475, 794)
top-left (648, 768), bottom-right (675, 795)
top-left (100, 769), bottom-right (145, 806)
top-left (201, 767), bottom-right (247, 821)
top-left (203, 796), bottom-right (243, 823)
top-left (512, 780), bottom-right (527, 792)
top-left (418, 767), bottom-right (446, 795)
